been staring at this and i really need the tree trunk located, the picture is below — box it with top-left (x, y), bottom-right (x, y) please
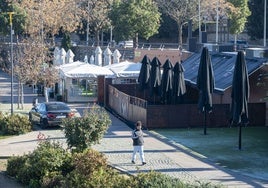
top-left (96, 30), bottom-right (100, 46)
top-left (178, 24), bottom-right (183, 47)
top-left (234, 34), bottom-right (237, 51)
top-left (44, 86), bottom-right (49, 102)
top-left (134, 33), bottom-right (139, 48)
top-left (17, 80), bottom-right (21, 109)
top-left (21, 83), bottom-right (24, 110)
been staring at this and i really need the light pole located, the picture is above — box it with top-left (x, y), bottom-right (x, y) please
top-left (8, 12), bottom-right (14, 114)
top-left (199, 0), bottom-right (202, 43)
top-left (264, 0), bottom-right (267, 47)
top-left (215, 0), bottom-right (219, 44)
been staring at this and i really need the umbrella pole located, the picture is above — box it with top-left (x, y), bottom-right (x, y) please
top-left (204, 109), bottom-right (207, 135)
top-left (238, 124), bottom-right (242, 150)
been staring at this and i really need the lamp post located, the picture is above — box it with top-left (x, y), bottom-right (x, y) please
top-left (8, 12), bottom-right (14, 114)
top-left (264, 0), bottom-right (267, 47)
top-left (215, 0), bottom-right (219, 44)
top-left (198, 0), bottom-right (202, 43)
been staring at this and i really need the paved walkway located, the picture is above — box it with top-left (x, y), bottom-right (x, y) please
top-left (0, 70), bottom-right (268, 188)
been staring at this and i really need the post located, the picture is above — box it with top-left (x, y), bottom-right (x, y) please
top-left (216, 0), bottom-right (219, 44)
top-left (86, 0), bottom-right (90, 46)
top-left (198, 0), bottom-right (201, 43)
top-left (264, 0), bottom-right (267, 47)
top-left (238, 124), bottom-right (242, 150)
top-left (8, 12), bottom-right (14, 115)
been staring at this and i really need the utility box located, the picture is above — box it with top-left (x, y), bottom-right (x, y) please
top-left (246, 48), bottom-right (268, 58)
top-left (188, 37), bottom-right (197, 52)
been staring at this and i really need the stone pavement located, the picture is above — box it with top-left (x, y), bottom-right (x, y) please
top-left (1, 70), bottom-right (268, 188)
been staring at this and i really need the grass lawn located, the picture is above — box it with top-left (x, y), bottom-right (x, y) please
top-left (152, 126), bottom-right (268, 181)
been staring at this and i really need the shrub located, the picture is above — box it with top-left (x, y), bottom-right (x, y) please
top-left (133, 171), bottom-right (185, 188)
top-left (7, 140), bottom-right (71, 187)
top-left (88, 167), bottom-right (133, 188)
top-left (6, 155), bottom-right (28, 177)
top-left (0, 113), bottom-right (32, 135)
top-left (61, 149), bottom-right (133, 188)
top-left (63, 105), bottom-right (111, 152)
top-left (72, 149), bottom-right (108, 177)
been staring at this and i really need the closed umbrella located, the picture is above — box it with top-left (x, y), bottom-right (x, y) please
top-left (95, 46), bottom-right (102, 66)
top-left (138, 55), bottom-right (151, 91)
top-left (113, 49), bottom-right (121, 64)
top-left (103, 47), bottom-right (112, 66)
top-left (197, 47), bottom-right (215, 135)
top-left (230, 50), bottom-right (249, 150)
top-left (173, 61), bottom-right (186, 104)
top-left (149, 57), bottom-right (162, 100)
top-left (161, 59), bottom-right (173, 104)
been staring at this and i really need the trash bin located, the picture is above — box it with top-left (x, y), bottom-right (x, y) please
top-left (49, 92), bottom-right (54, 98)
top-left (56, 95), bottom-right (62, 101)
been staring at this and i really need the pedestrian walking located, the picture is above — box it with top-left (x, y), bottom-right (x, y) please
top-left (131, 121), bottom-right (146, 165)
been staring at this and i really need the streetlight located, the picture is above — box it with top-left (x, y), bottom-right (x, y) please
top-left (215, 0), bottom-right (219, 44)
top-left (198, 0), bottom-right (201, 43)
top-left (7, 12), bottom-right (15, 115)
top-left (264, 0), bottom-right (267, 47)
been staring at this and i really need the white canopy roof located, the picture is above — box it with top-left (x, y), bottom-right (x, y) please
top-left (105, 60), bottom-right (141, 78)
top-left (59, 61), bottom-right (115, 78)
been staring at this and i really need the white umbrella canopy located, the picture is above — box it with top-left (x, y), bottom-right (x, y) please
top-left (57, 61), bottom-right (85, 77)
top-left (105, 60), bottom-right (141, 78)
top-left (62, 61), bottom-right (115, 78)
top-left (113, 49), bottom-right (121, 64)
top-left (103, 47), bottom-right (112, 66)
top-left (95, 46), bottom-right (103, 66)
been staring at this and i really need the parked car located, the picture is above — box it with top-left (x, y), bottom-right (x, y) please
top-left (118, 40), bottom-right (133, 48)
top-left (29, 102), bottom-right (75, 129)
top-left (229, 40), bottom-right (249, 50)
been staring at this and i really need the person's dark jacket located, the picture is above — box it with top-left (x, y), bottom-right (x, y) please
top-left (132, 129), bottom-right (144, 146)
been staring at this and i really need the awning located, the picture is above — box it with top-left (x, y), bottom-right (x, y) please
top-left (182, 52), bottom-right (267, 92)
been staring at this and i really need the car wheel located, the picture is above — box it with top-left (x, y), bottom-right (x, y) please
top-left (40, 118), bottom-right (49, 129)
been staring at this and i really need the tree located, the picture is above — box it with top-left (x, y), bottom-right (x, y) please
top-left (227, 0), bottom-right (251, 50)
top-left (156, 0), bottom-right (198, 47)
top-left (0, 1), bottom-right (27, 36)
top-left (77, 0), bottom-right (112, 46)
top-left (247, 0), bottom-right (266, 40)
top-left (157, 0), bottom-right (235, 46)
top-left (11, 0), bottom-right (80, 102)
top-left (63, 105), bottom-right (111, 152)
top-left (110, 0), bottom-right (161, 47)
top-left (14, 37), bottom-right (59, 105)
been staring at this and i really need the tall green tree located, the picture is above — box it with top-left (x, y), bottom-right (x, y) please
top-left (247, 0), bottom-right (266, 40)
top-left (227, 0), bottom-right (251, 49)
top-left (110, 0), bottom-right (161, 47)
top-left (0, 1), bottom-right (27, 36)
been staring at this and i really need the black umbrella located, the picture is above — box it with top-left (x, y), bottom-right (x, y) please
top-left (173, 61), bottom-right (186, 104)
top-left (197, 47), bottom-right (215, 135)
top-left (230, 50), bottom-right (250, 150)
top-left (161, 59), bottom-right (173, 104)
top-left (149, 57), bottom-right (162, 99)
top-left (138, 55), bottom-right (151, 91)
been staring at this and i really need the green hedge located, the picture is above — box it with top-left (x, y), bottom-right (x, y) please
top-left (7, 140), bottom-right (223, 188)
top-left (0, 112), bottom-right (32, 135)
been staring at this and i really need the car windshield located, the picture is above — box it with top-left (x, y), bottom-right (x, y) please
top-left (46, 104), bottom-right (70, 111)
